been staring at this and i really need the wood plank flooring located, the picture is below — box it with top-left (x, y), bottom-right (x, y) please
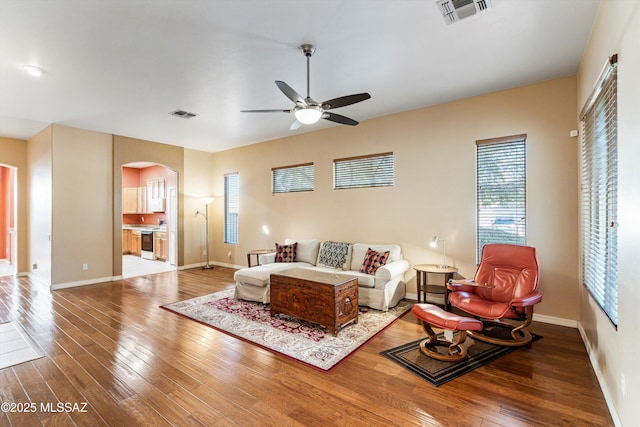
top-left (0, 268), bottom-right (614, 426)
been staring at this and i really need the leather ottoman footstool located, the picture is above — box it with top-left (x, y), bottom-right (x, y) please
top-left (411, 303), bottom-right (483, 362)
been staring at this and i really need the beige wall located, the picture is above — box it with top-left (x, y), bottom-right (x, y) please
top-left (51, 125), bottom-right (113, 285)
top-left (0, 137), bottom-right (29, 274)
top-left (183, 148), bottom-right (216, 266)
top-left (112, 135), bottom-right (186, 275)
top-left (27, 126), bottom-right (53, 285)
top-left (210, 75), bottom-right (580, 321)
top-left (577, 1), bottom-right (640, 425)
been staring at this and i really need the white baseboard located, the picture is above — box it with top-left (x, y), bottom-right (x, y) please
top-left (179, 261), bottom-right (244, 270)
top-left (51, 276), bottom-right (117, 290)
top-left (531, 313), bottom-right (577, 328)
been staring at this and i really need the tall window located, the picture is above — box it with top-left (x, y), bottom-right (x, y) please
top-left (476, 135), bottom-right (526, 262)
top-left (272, 162), bottom-right (314, 193)
top-left (334, 152), bottom-right (394, 189)
top-left (580, 55), bottom-right (618, 326)
top-left (224, 173), bottom-right (239, 244)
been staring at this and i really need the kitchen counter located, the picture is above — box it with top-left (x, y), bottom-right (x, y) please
top-left (123, 224), bottom-right (167, 231)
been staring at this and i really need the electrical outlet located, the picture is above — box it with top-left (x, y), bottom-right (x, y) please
top-left (82, 263), bottom-right (89, 271)
top-left (32, 263), bottom-right (38, 270)
top-left (203, 250), bottom-right (207, 256)
top-left (227, 251), bottom-right (232, 258)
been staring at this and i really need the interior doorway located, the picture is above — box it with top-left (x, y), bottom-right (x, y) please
top-left (121, 162), bottom-right (178, 279)
top-left (0, 164), bottom-right (17, 277)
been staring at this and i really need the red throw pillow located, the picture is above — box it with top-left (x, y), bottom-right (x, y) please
top-left (360, 248), bottom-right (390, 275)
top-left (275, 242), bottom-right (297, 263)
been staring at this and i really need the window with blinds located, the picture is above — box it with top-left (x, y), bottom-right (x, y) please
top-left (580, 55), bottom-right (618, 326)
top-left (476, 135), bottom-right (526, 262)
top-left (272, 163), bottom-right (314, 193)
top-left (224, 173), bottom-right (239, 244)
top-left (333, 152), bottom-right (394, 189)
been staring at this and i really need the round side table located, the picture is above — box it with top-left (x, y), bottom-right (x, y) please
top-left (413, 264), bottom-right (458, 311)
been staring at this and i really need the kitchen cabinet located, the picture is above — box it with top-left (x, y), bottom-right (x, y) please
top-left (122, 229), bottom-right (132, 254)
top-left (154, 231), bottom-right (167, 261)
top-left (123, 188), bottom-right (139, 214)
top-left (137, 188), bottom-right (147, 213)
top-left (146, 178), bottom-right (166, 212)
top-left (123, 187), bottom-right (148, 213)
top-left (131, 230), bottom-right (141, 256)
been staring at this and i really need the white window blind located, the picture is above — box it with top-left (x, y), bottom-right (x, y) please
top-left (580, 55), bottom-right (618, 326)
top-left (224, 173), bottom-right (239, 244)
top-left (272, 163), bottom-right (314, 193)
top-left (476, 135), bottom-right (526, 262)
top-left (334, 152), bottom-right (394, 189)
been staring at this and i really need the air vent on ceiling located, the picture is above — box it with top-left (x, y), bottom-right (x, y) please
top-left (436, 0), bottom-right (491, 25)
top-left (169, 109), bottom-right (198, 119)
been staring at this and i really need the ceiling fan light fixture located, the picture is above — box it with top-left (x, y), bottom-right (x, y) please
top-left (294, 106), bottom-right (322, 124)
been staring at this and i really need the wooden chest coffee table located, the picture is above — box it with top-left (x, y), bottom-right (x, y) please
top-left (270, 268), bottom-right (359, 336)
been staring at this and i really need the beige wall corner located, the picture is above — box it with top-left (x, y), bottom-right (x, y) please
top-left (51, 125), bottom-right (113, 286)
top-left (27, 125), bottom-right (53, 286)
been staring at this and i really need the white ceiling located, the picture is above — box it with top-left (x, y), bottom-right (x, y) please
top-left (0, 0), bottom-right (600, 153)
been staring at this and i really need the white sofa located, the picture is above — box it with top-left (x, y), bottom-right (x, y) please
top-left (233, 239), bottom-right (410, 311)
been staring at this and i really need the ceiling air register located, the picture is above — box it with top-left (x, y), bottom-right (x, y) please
top-left (436, 0), bottom-right (491, 25)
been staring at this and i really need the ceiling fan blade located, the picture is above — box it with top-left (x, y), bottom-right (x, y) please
top-left (240, 109), bottom-right (291, 113)
top-left (321, 93), bottom-right (371, 110)
top-left (275, 81), bottom-right (307, 106)
top-left (323, 112), bottom-right (359, 126)
top-left (290, 120), bottom-right (302, 130)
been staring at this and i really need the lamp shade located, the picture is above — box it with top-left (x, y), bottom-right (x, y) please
top-left (200, 197), bottom-right (214, 205)
top-left (294, 107), bottom-right (322, 124)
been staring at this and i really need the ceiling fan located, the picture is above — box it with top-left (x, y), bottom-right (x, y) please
top-left (241, 44), bottom-right (371, 130)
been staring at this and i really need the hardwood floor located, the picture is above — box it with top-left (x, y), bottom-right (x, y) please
top-left (0, 268), bottom-right (613, 426)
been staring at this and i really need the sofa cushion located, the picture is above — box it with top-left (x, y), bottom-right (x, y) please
top-left (359, 248), bottom-right (390, 275)
top-left (317, 241), bottom-right (352, 270)
top-left (284, 239), bottom-right (320, 265)
top-left (351, 243), bottom-right (401, 271)
top-left (234, 262), bottom-right (314, 287)
top-left (275, 242), bottom-right (297, 263)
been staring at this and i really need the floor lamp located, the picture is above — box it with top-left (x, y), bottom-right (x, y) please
top-left (196, 197), bottom-right (214, 270)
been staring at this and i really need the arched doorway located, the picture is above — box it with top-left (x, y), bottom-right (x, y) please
top-left (121, 162), bottom-right (178, 278)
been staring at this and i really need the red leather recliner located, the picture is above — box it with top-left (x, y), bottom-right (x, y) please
top-left (447, 243), bottom-right (543, 346)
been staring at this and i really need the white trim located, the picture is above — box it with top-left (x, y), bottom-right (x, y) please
top-left (531, 313), bottom-right (577, 328)
top-left (578, 323), bottom-right (623, 427)
top-left (51, 276), bottom-right (117, 290)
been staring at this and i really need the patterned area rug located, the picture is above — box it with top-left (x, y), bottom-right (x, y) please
top-left (161, 289), bottom-right (412, 371)
top-left (381, 327), bottom-right (542, 386)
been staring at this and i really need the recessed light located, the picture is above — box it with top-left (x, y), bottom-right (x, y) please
top-left (22, 65), bottom-right (44, 77)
